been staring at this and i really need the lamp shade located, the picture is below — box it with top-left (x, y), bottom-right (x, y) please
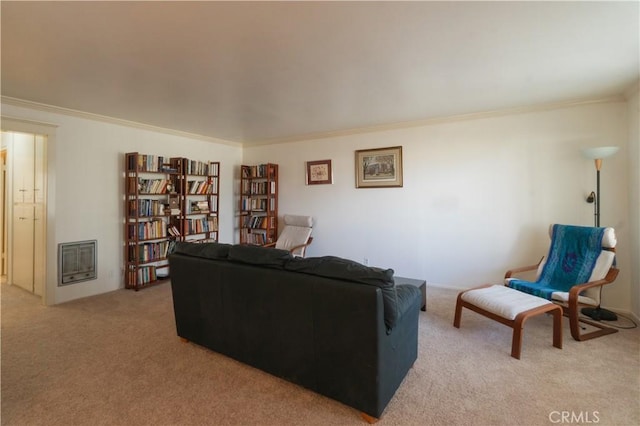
top-left (582, 146), bottom-right (619, 160)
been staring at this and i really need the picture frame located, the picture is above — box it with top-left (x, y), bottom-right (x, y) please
top-left (306, 159), bottom-right (333, 185)
top-left (355, 146), bottom-right (403, 188)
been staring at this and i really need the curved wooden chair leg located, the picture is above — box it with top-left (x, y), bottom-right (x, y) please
top-left (566, 290), bottom-right (618, 341)
top-left (551, 307), bottom-right (563, 349)
top-left (567, 304), bottom-right (618, 341)
top-left (453, 292), bottom-right (464, 328)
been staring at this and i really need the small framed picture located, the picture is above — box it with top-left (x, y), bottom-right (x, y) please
top-left (355, 146), bottom-right (403, 188)
top-left (306, 159), bottom-right (333, 185)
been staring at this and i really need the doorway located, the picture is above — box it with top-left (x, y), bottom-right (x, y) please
top-left (1, 131), bottom-right (47, 299)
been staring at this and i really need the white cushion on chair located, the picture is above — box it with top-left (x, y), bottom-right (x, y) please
top-left (284, 214), bottom-right (313, 227)
top-left (601, 227), bottom-right (617, 249)
top-left (549, 250), bottom-right (615, 306)
top-left (546, 225), bottom-right (616, 248)
top-left (533, 248), bottom-right (615, 306)
top-left (275, 226), bottom-right (312, 255)
top-left (275, 215), bottom-right (313, 257)
top-left (533, 227), bottom-right (617, 306)
top-left (550, 292), bottom-right (598, 306)
top-left (461, 285), bottom-right (552, 321)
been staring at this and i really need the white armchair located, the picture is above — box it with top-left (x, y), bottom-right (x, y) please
top-left (263, 214), bottom-right (313, 257)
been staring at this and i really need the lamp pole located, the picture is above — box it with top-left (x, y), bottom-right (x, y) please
top-left (583, 146), bottom-right (618, 228)
top-left (581, 146), bottom-right (619, 321)
top-left (595, 158), bottom-right (601, 227)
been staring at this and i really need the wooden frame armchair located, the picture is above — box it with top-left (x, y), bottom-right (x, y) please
top-left (504, 224), bottom-right (619, 342)
top-left (263, 214), bottom-right (313, 257)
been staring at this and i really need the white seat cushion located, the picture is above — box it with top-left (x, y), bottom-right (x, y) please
top-left (462, 285), bottom-right (552, 321)
top-left (275, 226), bottom-right (312, 256)
top-left (550, 291), bottom-right (598, 306)
top-left (274, 215), bottom-right (313, 257)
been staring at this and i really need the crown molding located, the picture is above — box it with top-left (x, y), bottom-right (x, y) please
top-left (2, 94), bottom-right (627, 148)
top-left (1, 115), bottom-right (58, 130)
top-left (245, 95), bottom-right (627, 146)
top-left (1, 96), bottom-right (242, 147)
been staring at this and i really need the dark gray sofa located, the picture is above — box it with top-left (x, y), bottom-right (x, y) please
top-left (168, 242), bottom-right (421, 419)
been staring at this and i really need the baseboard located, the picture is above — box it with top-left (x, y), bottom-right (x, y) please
top-left (425, 282), bottom-right (469, 292)
top-left (597, 306), bottom-right (640, 325)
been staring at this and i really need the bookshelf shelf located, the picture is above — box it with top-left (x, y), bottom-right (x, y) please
top-left (124, 153), bottom-right (220, 290)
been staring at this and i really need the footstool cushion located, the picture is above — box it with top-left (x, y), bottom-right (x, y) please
top-left (461, 284), bottom-right (553, 320)
top-left (454, 285), bottom-right (563, 359)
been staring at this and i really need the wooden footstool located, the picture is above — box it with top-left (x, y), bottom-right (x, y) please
top-left (453, 285), bottom-right (563, 359)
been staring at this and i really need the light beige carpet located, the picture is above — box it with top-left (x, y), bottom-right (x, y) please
top-left (2, 282), bottom-right (638, 426)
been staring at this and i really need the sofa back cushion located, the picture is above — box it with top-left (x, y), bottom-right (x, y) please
top-left (285, 256), bottom-right (399, 330)
top-left (173, 241), bottom-right (231, 259)
top-left (228, 244), bottom-right (293, 268)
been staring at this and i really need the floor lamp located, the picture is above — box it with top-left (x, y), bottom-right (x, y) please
top-left (581, 146), bottom-right (619, 321)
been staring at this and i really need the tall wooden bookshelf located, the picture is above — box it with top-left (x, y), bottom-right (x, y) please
top-left (175, 158), bottom-right (220, 244)
top-left (124, 153), bottom-right (180, 290)
top-left (124, 153), bottom-right (220, 291)
top-left (239, 163), bottom-right (278, 245)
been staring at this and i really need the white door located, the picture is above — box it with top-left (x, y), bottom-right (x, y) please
top-left (12, 203), bottom-right (34, 292)
top-left (6, 131), bottom-right (46, 296)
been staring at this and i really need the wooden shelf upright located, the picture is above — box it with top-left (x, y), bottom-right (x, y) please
top-left (239, 163), bottom-right (278, 245)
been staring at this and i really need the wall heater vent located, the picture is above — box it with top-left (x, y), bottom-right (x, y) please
top-left (58, 240), bottom-right (97, 286)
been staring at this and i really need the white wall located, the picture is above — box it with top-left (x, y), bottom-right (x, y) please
top-left (2, 102), bottom-right (242, 304)
top-left (244, 100), bottom-right (634, 313)
top-left (2, 98), bottom-right (636, 315)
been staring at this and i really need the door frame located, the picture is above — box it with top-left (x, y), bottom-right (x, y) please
top-left (1, 116), bottom-right (57, 305)
top-left (1, 149), bottom-right (6, 278)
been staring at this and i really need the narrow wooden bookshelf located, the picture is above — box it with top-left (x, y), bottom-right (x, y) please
top-left (175, 158), bottom-right (220, 244)
top-left (239, 163), bottom-right (278, 245)
top-left (124, 153), bottom-right (220, 291)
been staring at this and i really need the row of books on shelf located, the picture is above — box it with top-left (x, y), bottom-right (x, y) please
top-left (129, 198), bottom-right (216, 217)
top-left (187, 200), bottom-right (210, 214)
top-left (185, 160), bottom-right (219, 176)
top-left (186, 179), bottom-right (216, 194)
top-left (240, 229), bottom-right (274, 245)
top-left (128, 240), bottom-right (176, 263)
top-left (184, 217), bottom-right (218, 234)
top-left (241, 164), bottom-right (276, 179)
top-left (243, 215), bottom-right (275, 229)
top-left (129, 154), bottom-right (179, 174)
top-left (128, 199), bottom-right (178, 217)
top-left (128, 265), bottom-right (163, 286)
top-left (128, 220), bottom-right (167, 240)
top-left (241, 181), bottom-right (276, 196)
top-left (240, 197), bottom-right (276, 212)
top-left (128, 177), bottom-right (171, 195)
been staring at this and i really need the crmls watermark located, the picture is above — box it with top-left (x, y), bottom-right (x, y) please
top-left (549, 411), bottom-right (600, 424)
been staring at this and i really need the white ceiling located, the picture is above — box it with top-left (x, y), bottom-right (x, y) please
top-left (2, 1), bottom-right (638, 145)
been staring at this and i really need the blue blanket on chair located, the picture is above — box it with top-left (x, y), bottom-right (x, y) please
top-left (508, 224), bottom-right (605, 300)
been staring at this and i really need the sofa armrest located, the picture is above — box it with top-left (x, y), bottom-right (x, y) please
top-left (396, 285), bottom-right (421, 320)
